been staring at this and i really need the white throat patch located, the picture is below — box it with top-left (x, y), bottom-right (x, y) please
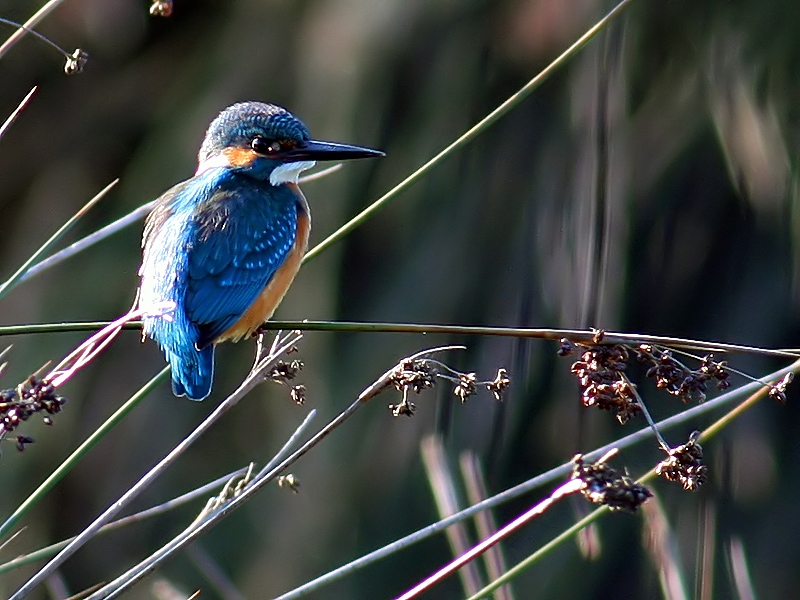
top-left (269, 161), bottom-right (317, 185)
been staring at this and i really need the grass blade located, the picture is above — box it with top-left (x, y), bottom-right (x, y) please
top-left (304, 0), bottom-right (637, 263)
top-left (0, 367), bottom-right (169, 541)
top-left (0, 179), bottom-right (118, 301)
top-left (0, 87), bottom-right (37, 142)
top-left (0, 0), bottom-right (68, 61)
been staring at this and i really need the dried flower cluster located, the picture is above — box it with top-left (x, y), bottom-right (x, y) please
top-left (387, 358), bottom-right (435, 416)
top-left (64, 49), bottom-right (88, 75)
top-left (267, 360), bottom-right (306, 405)
top-left (150, 0), bottom-right (174, 17)
top-left (487, 368), bottom-right (511, 401)
top-left (637, 345), bottom-right (729, 403)
top-left (769, 372), bottom-right (793, 404)
top-left (656, 432), bottom-right (707, 491)
top-left (0, 376), bottom-right (67, 451)
top-left (453, 372), bottom-right (477, 403)
top-left (562, 338), bottom-right (738, 426)
top-left (559, 336), bottom-right (797, 500)
top-left (277, 474), bottom-right (301, 494)
top-left (198, 466), bottom-right (255, 519)
top-left (390, 359), bottom-right (437, 395)
top-left (571, 452), bottom-right (652, 512)
top-left (563, 340), bottom-right (641, 424)
top-left (387, 357), bottom-right (511, 417)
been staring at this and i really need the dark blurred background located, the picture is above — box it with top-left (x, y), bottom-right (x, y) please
top-left (1, 0), bottom-right (800, 598)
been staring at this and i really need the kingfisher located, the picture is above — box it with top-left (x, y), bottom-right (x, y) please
top-left (138, 102), bottom-right (383, 400)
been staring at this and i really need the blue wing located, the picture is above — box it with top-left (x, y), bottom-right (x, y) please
top-left (184, 173), bottom-right (299, 348)
top-left (139, 169), bottom-right (300, 399)
top-left (140, 179), bottom-right (216, 400)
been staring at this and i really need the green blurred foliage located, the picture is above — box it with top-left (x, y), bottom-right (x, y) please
top-left (1, 0), bottom-right (800, 598)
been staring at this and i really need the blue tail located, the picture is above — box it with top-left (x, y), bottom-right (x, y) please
top-left (168, 344), bottom-right (215, 401)
top-left (142, 296), bottom-right (215, 400)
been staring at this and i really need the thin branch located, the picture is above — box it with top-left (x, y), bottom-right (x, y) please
top-left (18, 164), bottom-right (343, 284)
top-left (255, 409), bottom-right (318, 480)
top-left (397, 479), bottom-right (585, 600)
top-left (297, 163), bottom-right (342, 183)
top-left (0, 87), bottom-right (37, 142)
top-left (465, 361), bottom-right (799, 600)
top-left (670, 346), bottom-right (772, 390)
top-left (459, 453), bottom-right (515, 600)
top-left (1, 319), bottom-right (799, 360)
top-left (622, 373), bottom-right (670, 451)
top-left (0, 0), bottom-right (68, 60)
top-left (275, 360), bottom-right (800, 599)
top-left (0, 367), bottom-right (169, 542)
top-left (0, 180), bottom-right (118, 301)
top-left (0, 17), bottom-right (73, 61)
top-left (19, 200), bottom-right (155, 284)
top-left (87, 346), bottom-right (458, 598)
top-left (9, 332), bottom-right (302, 599)
top-left (257, 322), bottom-right (800, 358)
top-left (45, 303), bottom-right (173, 388)
top-left (0, 528), bottom-right (26, 555)
top-left (303, 0), bottom-right (638, 263)
top-left (421, 436), bottom-right (483, 596)
top-left (0, 467), bottom-right (250, 575)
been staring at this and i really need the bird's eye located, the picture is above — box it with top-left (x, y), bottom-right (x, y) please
top-left (251, 137), bottom-right (280, 155)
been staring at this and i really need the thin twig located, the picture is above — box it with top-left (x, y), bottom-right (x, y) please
top-left (0, 17), bottom-right (72, 60)
top-left (465, 361), bottom-right (800, 600)
top-left (18, 164), bottom-right (343, 284)
top-left (0, 367), bottom-right (169, 542)
top-left (275, 360), bottom-right (800, 599)
top-left (0, 180), bottom-right (118, 301)
top-left (2, 319), bottom-right (800, 361)
top-left (9, 331), bottom-right (302, 599)
top-left (0, 528), bottom-right (26, 555)
top-left (0, 0), bottom-right (68, 60)
top-left (297, 163), bottom-right (343, 183)
top-left (19, 201), bottom-right (155, 284)
top-left (0, 467), bottom-right (249, 575)
top-left (397, 479), bottom-right (585, 600)
top-left (255, 409), bottom-right (318, 480)
top-left (303, 0), bottom-right (638, 263)
top-left (88, 346), bottom-right (461, 598)
top-left (421, 436), bottom-right (483, 596)
top-left (0, 87), bottom-right (37, 142)
top-left (669, 346), bottom-right (772, 390)
top-left (45, 303), bottom-right (173, 387)
top-left (256, 322), bottom-right (800, 359)
top-left (622, 373), bottom-right (670, 451)
top-left (94, 384), bottom-right (373, 592)
top-left (459, 452), bottom-right (515, 600)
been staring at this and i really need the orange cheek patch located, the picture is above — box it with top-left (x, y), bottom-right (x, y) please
top-left (222, 147), bottom-right (259, 168)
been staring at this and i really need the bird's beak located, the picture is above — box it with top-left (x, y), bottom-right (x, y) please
top-left (281, 140), bottom-right (384, 162)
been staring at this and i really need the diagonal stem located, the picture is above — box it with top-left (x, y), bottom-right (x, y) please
top-left (0, 180), bottom-right (118, 301)
top-left (9, 333), bottom-right (301, 599)
top-left (0, 367), bottom-right (169, 541)
top-left (304, 0), bottom-right (638, 263)
top-left (0, 87), bottom-right (37, 142)
top-left (0, 0), bottom-right (68, 61)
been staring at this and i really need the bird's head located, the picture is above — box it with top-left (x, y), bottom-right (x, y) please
top-left (196, 102), bottom-right (383, 185)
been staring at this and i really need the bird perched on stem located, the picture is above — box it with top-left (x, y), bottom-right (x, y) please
top-left (138, 102), bottom-right (383, 400)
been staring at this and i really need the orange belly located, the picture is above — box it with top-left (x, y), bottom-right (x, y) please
top-left (217, 189), bottom-right (310, 342)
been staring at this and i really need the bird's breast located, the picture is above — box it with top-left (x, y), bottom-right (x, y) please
top-left (217, 184), bottom-right (310, 342)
